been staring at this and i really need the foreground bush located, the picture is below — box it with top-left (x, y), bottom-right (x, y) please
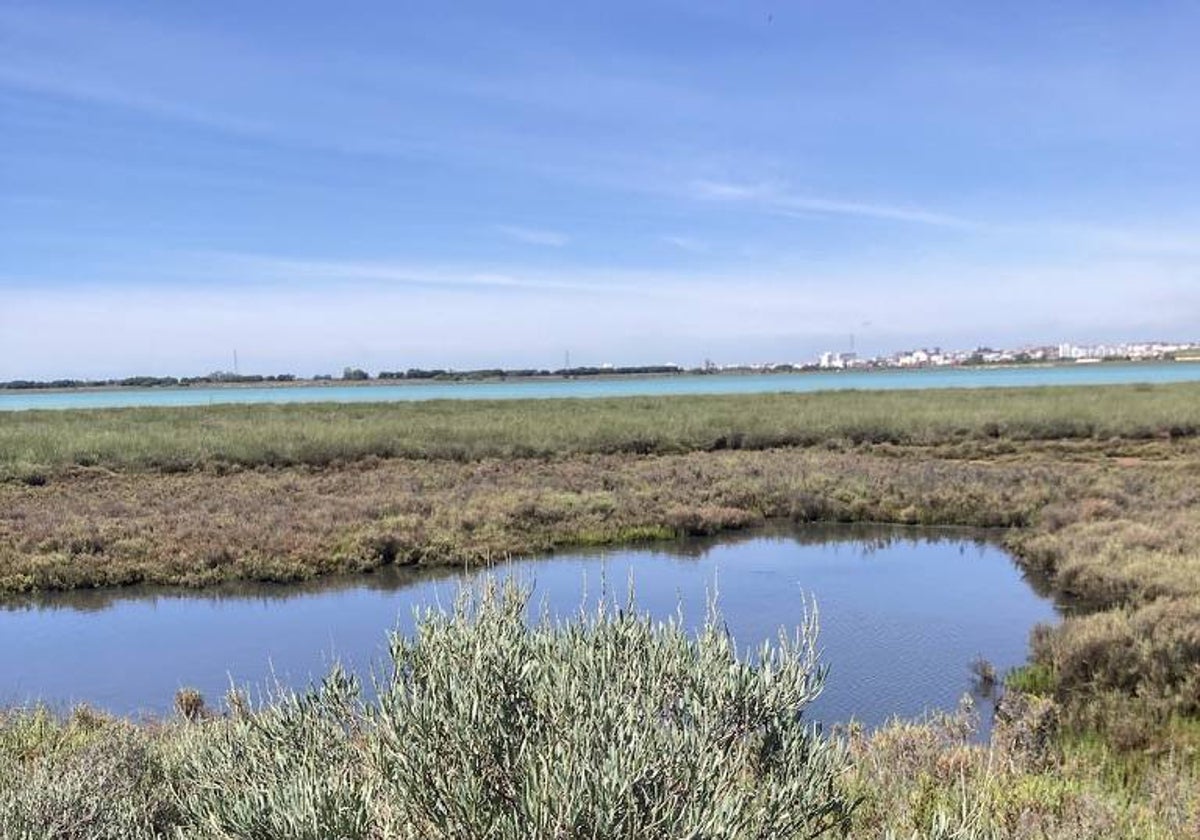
top-left (369, 582), bottom-right (852, 838)
top-left (843, 695), bottom-right (1198, 839)
top-left (169, 581), bottom-right (854, 838)
top-left (169, 670), bottom-right (372, 839)
top-left (0, 708), bottom-right (176, 839)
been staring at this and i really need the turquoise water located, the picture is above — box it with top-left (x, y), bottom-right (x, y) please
top-left (1, 526), bottom-right (1058, 734)
top-left (1, 361), bottom-right (1198, 411)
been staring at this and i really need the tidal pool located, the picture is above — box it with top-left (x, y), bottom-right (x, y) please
top-left (0, 525), bottom-right (1059, 734)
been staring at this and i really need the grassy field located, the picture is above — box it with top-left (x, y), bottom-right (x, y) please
top-left (4, 382), bottom-right (1200, 480)
top-left (2, 384), bottom-right (1199, 835)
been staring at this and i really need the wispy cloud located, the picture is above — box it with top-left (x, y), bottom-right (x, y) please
top-left (690, 180), bottom-right (778, 201)
top-left (689, 179), bottom-right (974, 229)
top-left (192, 252), bottom-right (636, 294)
top-left (494, 225), bottom-right (570, 247)
top-left (661, 235), bottom-right (709, 253)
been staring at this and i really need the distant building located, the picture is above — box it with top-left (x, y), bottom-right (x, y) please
top-left (818, 351), bottom-right (856, 369)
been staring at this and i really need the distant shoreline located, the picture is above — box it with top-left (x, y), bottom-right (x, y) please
top-left (1, 357), bottom-right (1191, 396)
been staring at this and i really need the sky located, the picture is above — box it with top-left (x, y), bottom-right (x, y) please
top-left (2, 1), bottom-right (1199, 379)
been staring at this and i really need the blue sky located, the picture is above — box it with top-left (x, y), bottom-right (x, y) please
top-left (2, 1), bottom-right (1198, 378)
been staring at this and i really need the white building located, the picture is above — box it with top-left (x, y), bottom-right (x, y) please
top-left (818, 351), bottom-right (856, 369)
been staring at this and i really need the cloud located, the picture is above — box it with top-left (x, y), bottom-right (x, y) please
top-left (690, 180), bottom-right (778, 201)
top-left (661, 235), bottom-right (709, 253)
top-left (494, 225), bottom-right (571, 247)
top-left (689, 179), bottom-right (975, 228)
top-left (193, 252), bottom-right (614, 292)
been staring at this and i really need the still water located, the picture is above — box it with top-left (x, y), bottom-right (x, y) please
top-left (2, 361), bottom-right (1197, 411)
top-left (1, 527), bottom-right (1057, 732)
top-left (1, 526), bottom-right (1058, 732)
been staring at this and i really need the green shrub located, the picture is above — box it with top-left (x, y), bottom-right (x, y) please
top-left (368, 580), bottom-right (854, 838)
top-left (1006, 663), bottom-right (1055, 696)
top-left (165, 581), bottom-right (853, 837)
top-left (167, 669), bottom-right (372, 840)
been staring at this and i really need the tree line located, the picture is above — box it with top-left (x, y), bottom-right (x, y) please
top-left (1, 364), bottom-right (706, 390)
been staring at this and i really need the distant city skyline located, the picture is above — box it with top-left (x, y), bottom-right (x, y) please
top-left (2, 334), bottom-right (1196, 384)
top-left (3, 2), bottom-right (1199, 379)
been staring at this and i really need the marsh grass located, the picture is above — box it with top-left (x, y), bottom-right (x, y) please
top-left (4, 383), bottom-right (1200, 478)
top-left (842, 695), bottom-right (1198, 839)
top-left (0, 447), bottom-right (1057, 593)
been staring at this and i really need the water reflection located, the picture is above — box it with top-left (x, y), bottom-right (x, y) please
top-left (0, 524), bottom-right (1061, 735)
top-left (0, 523), bottom-right (1024, 614)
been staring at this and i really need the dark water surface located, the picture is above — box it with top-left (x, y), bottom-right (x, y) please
top-left (2, 361), bottom-right (1198, 410)
top-left (1, 526), bottom-right (1059, 733)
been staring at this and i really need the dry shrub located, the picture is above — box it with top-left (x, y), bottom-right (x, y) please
top-left (993, 691), bottom-right (1060, 772)
top-left (1040, 597), bottom-right (1200, 720)
top-left (0, 718), bottom-right (176, 839)
top-left (663, 503), bottom-right (760, 535)
top-left (173, 688), bottom-right (207, 723)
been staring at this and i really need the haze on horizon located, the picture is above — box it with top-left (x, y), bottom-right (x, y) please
top-left (2, 1), bottom-right (1198, 380)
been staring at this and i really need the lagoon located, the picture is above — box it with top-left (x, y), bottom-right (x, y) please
top-left (0, 525), bottom-right (1058, 734)
top-left (2, 361), bottom-right (1198, 411)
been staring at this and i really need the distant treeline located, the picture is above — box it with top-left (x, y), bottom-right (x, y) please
top-left (0, 373), bottom-right (298, 390)
top-left (1, 363), bottom-right (824, 390)
top-left (377, 365), bottom-right (688, 381)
